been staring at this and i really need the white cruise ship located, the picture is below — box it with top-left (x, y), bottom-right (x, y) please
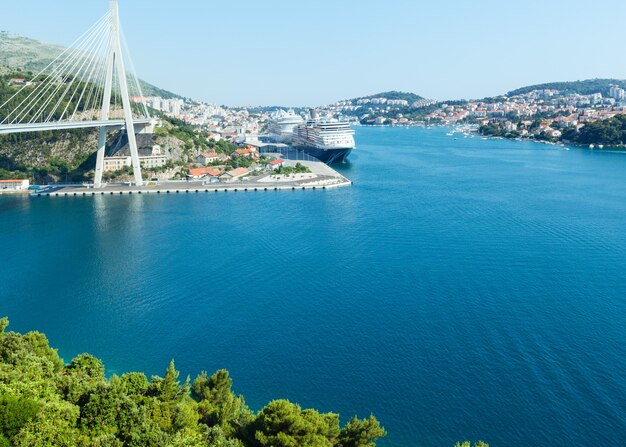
top-left (268, 109), bottom-right (304, 143)
top-left (291, 109), bottom-right (356, 164)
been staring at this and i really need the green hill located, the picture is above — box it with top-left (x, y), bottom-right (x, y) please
top-left (348, 91), bottom-right (424, 104)
top-left (506, 79), bottom-right (626, 97)
top-left (0, 33), bottom-right (181, 99)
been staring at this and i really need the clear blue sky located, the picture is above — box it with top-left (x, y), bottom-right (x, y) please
top-left (3, 0), bottom-right (626, 106)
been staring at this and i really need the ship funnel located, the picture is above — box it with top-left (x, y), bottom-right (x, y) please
top-left (309, 108), bottom-right (318, 120)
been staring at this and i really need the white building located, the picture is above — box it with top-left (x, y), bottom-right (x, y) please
top-left (103, 155), bottom-right (167, 172)
top-left (0, 179), bottom-right (29, 191)
top-left (140, 155), bottom-right (168, 169)
top-left (196, 152), bottom-right (221, 164)
top-left (387, 99), bottom-right (409, 106)
top-left (219, 168), bottom-right (249, 182)
top-left (609, 85), bottom-right (626, 101)
top-left (103, 156), bottom-right (131, 172)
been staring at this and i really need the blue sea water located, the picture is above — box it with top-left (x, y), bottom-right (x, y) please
top-left (1, 126), bottom-right (625, 446)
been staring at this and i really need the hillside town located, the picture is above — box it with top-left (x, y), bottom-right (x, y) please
top-left (131, 84), bottom-right (626, 146)
top-left (422, 85), bottom-right (626, 139)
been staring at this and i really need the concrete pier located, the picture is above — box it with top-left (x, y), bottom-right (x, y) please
top-left (34, 180), bottom-right (352, 197)
top-left (31, 160), bottom-right (353, 198)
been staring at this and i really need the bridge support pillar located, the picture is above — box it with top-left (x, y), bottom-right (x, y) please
top-left (94, 0), bottom-right (143, 188)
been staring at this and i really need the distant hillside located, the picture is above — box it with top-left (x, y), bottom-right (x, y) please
top-left (507, 79), bottom-right (626, 97)
top-left (0, 33), bottom-right (182, 99)
top-left (347, 91), bottom-right (424, 103)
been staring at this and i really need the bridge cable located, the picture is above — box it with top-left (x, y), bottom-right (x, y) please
top-left (65, 27), bottom-right (110, 121)
top-left (120, 26), bottom-right (150, 119)
top-left (0, 12), bottom-right (110, 118)
top-left (13, 15), bottom-right (111, 125)
top-left (41, 17), bottom-right (111, 123)
top-left (1, 13), bottom-right (111, 125)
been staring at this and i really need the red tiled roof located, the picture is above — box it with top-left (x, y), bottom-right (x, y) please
top-left (226, 168), bottom-right (249, 176)
top-left (188, 168), bottom-right (221, 177)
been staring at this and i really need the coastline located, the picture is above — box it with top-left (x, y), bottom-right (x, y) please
top-left (5, 157), bottom-right (353, 198)
top-left (31, 179), bottom-right (353, 198)
top-left (356, 123), bottom-right (626, 153)
top-left (475, 133), bottom-right (626, 151)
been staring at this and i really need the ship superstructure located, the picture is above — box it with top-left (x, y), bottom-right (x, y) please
top-left (291, 109), bottom-right (355, 164)
top-left (268, 109), bottom-right (304, 143)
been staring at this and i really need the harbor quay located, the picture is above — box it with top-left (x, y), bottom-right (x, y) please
top-left (31, 159), bottom-right (352, 198)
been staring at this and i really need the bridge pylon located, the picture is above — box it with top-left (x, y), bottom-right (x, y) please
top-left (94, 0), bottom-right (143, 188)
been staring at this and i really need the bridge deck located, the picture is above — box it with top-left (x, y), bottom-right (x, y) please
top-left (0, 119), bottom-right (155, 135)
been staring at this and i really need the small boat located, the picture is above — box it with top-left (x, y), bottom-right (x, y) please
top-left (599, 145), bottom-right (604, 149)
top-left (589, 144), bottom-right (595, 149)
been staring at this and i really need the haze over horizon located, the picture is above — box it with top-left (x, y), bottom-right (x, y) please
top-left (2, 0), bottom-right (626, 106)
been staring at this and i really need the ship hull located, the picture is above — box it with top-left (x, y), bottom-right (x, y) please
top-left (293, 145), bottom-right (353, 164)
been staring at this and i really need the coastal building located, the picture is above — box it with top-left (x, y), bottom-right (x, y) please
top-left (196, 152), bottom-right (221, 164)
top-left (232, 148), bottom-right (258, 159)
top-left (140, 155), bottom-right (168, 170)
top-left (0, 179), bottom-right (29, 191)
top-left (8, 78), bottom-right (28, 86)
top-left (188, 167), bottom-right (222, 180)
top-left (387, 99), bottom-right (409, 106)
top-left (133, 97), bottom-right (185, 117)
top-left (103, 155), bottom-right (168, 172)
top-left (266, 159), bottom-right (284, 170)
top-left (103, 156), bottom-right (131, 172)
top-left (219, 167), bottom-right (249, 182)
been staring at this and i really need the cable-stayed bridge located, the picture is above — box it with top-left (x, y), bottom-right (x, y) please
top-left (0, 0), bottom-right (155, 187)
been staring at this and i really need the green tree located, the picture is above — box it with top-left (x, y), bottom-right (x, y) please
top-left (454, 442), bottom-right (489, 447)
top-left (203, 426), bottom-right (245, 447)
top-left (253, 400), bottom-right (340, 447)
top-left (120, 372), bottom-right (149, 395)
top-left (337, 416), bottom-right (386, 447)
top-left (67, 353), bottom-right (105, 379)
top-left (60, 354), bottom-right (106, 404)
top-left (0, 392), bottom-right (40, 441)
top-left (192, 370), bottom-right (250, 435)
top-left (13, 400), bottom-right (81, 447)
top-left (159, 360), bottom-right (183, 402)
top-left (0, 318), bottom-right (8, 333)
top-left (0, 318), bottom-right (386, 447)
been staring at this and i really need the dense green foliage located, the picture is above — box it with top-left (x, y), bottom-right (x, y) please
top-left (478, 123), bottom-right (507, 138)
top-left (480, 115), bottom-right (626, 147)
top-left (156, 117), bottom-right (238, 157)
top-left (507, 78), bottom-right (626, 97)
top-left (0, 128), bottom-right (97, 182)
top-left (274, 163), bottom-right (312, 175)
top-left (0, 318), bottom-right (386, 447)
top-left (349, 91), bottom-right (424, 103)
top-left (562, 115), bottom-right (626, 145)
